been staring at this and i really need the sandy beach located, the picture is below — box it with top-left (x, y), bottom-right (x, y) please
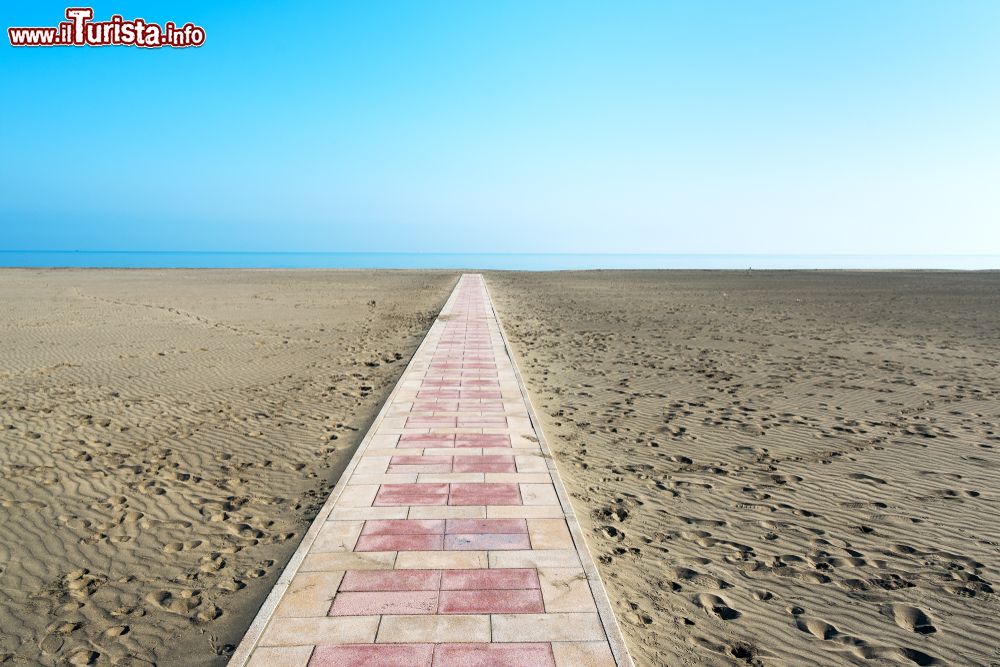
top-left (488, 270), bottom-right (1000, 666)
top-left (3, 269), bottom-right (999, 666)
top-left (0, 269), bottom-right (456, 666)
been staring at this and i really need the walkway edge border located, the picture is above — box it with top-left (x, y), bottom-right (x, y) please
top-left (482, 277), bottom-right (636, 667)
top-left (228, 279), bottom-right (461, 667)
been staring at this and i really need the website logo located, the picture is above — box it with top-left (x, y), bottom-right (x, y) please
top-left (8, 7), bottom-right (205, 48)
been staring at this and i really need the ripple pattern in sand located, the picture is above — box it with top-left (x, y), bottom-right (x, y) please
top-left (0, 269), bottom-right (455, 666)
top-left (490, 270), bottom-right (1000, 667)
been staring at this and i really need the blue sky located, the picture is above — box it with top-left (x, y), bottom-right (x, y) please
top-left (2, 1), bottom-right (998, 254)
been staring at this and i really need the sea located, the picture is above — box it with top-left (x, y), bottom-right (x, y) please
top-left (1, 252), bottom-right (998, 271)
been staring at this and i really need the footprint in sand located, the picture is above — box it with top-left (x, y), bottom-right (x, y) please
top-left (696, 593), bottom-right (740, 620)
top-left (163, 540), bottom-right (203, 553)
top-left (888, 604), bottom-right (937, 635)
top-left (794, 613), bottom-right (941, 665)
top-left (145, 589), bottom-right (201, 615)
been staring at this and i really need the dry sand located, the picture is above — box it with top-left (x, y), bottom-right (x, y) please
top-left (4, 268), bottom-right (999, 667)
top-left (0, 269), bottom-right (456, 666)
top-left (488, 270), bottom-right (1000, 667)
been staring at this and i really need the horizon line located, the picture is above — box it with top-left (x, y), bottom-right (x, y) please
top-left (4, 250), bottom-right (999, 257)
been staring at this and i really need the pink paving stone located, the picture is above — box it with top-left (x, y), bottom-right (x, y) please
top-left (379, 483), bottom-right (447, 494)
top-left (433, 354), bottom-right (490, 358)
top-left (455, 441), bottom-right (510, 450)
top-left (457, 420), bottom-right (507, 429)
top-left (455, 434), bottom-right (511, 445)
top-left (311, 644), bottom-right (435, 667)
top-left (438, 589), bottom-right (544, 614)
top-left (417, 390), bottom-right (461, 398)
top-left (340, 569), bottom-right (441, 592)
top-left (374, 483), bottom-right (449, 506)
top-left (453, 460), bottom-right (515, 473)
top-left (440, 568), bottom-right (539, 591)
top-left (444, 533), bottom-right (531, 550)
top-left (426, 369), bottom-right (492, 375)
top-left (399, 433), bottom-right (456, 443)
top-left (445, 518), bottom-right (526, 534)
top-left (431, 643), bottom-right (554, 667)
top-left (448, 483), bottom-right (521, 506)
top-left (329, 590), bottom-right (438, 616)
top-left (355, 533), bottom-right (444, 551)
top-left (458, 391), bottom-right (502, 399)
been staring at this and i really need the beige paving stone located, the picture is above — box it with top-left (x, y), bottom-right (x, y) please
top-left (376, 614), bottom-right (490, 643)
top-left (538, 568), bottom-right (597, 613)
top-left (485, 473), bottom-right (552, 484)
top-left (354, 457), bottom-right (390, 474)
top-left (491, 613), bottom-right (606, 642)
top-left (395, 550), bottom-right (487, 569)
top-left (379, 417), bottom-right (407, 430)
top-left (489, 549), bottom-right (581, 569)
top-left (370, 434), bottom-right (400, 448)
top-left (259, 616), bottom-right (379, 646)
top-left (408, 505), bottom-right (486, 520)
top-left (551, 641), bottom-right (617, 667)
top-left (312, 521), bottom-right (363, 553)
top-left (514, 455), bottom-right (548, 473)
top-left (521, 483), bottom-right (559, 506)
top-left (507, 417), bottom-right (534, 431)
top-left (487, 505), bottom-right (564, 519)
top-left (511, 434), bottom-right (542, 449)
top-left (336, 484), bottom-right (380, 507)
top-left (301, 551), bottom-right (395, 572)
top-left (361, 448), bottom-right (403, 457)
top-left (349, 473), bottom-right (418, 485)
top-left (393, 448), bottom-right (426, 456)
top-left (329, 506), bottom-right (408, 521)
top-left (527, 518), bottom-right (574, 550)
top-left (246, 646), bottom-right (314, 667)
top-left (275, 571), bottom-right (343, 618)
top-left (378, 427), bottom-right (424, 435)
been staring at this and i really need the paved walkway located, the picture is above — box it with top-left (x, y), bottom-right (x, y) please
top-left (231, 275), bottom-right (633, 667)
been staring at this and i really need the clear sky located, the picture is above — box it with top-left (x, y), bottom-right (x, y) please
top-left (2, 1), bottom-right (998, 254)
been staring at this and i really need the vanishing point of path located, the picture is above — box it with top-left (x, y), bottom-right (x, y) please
top-left (230, 274), bottom-right (633, 666)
